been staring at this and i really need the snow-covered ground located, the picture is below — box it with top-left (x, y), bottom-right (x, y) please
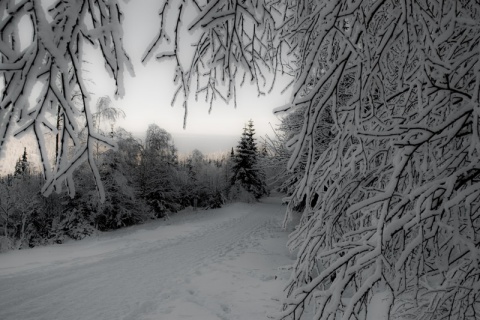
top-left (0, 196), bottom-right (295, 320)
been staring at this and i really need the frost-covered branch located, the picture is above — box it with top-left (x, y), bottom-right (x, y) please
top-left (144, 0), bottom-right (284, 121)
top-left (273, 1), bottom-right (480, 319)
top-left (0, 0), bottom-right (132, 201)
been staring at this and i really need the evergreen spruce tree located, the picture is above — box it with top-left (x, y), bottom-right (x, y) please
top-left (231, 120), bottom-right (267, 199)
top-left (14, 148), bottom-right (30, 177)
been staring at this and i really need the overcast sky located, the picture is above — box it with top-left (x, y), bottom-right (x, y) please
top-left (84, 0), bottom-right (292, 154)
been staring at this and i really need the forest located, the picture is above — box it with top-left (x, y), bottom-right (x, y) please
top-left (0, 118), bottom-right (281, 249)
top-left (1, 0), bottom-right (480, 319)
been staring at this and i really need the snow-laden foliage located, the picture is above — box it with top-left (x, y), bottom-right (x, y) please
top-left (181, 149), bottom-right (228, 209)
top-left (0, 0), bottom-right (132, 201)
top-left (270, 1), bottom-right (480, 319)
top-left (138, 124), bottom-right (183, 217)
top-left (263, 105), bottom-right (334, 201)
top-left (144, 0), bottom-right (281, 126)
top-left (0, 124), bottom-right (240, 249)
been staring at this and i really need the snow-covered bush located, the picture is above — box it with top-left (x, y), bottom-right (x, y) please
top-left (228, 182), bottom-right (257, 204)
top-left (52, 208), bottom-right (96, 241)
top-left (0, 172), bottom-right (86, 248)
top-left (204, 191), bottom-right (226, 209)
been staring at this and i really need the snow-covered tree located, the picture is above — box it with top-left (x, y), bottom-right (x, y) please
top-left (144, 124), bottom-right (178, 165)
top-left (95, 129), bottom-right (149, 230)
top-left (14, 148), bottom-right (30, 177)
top-left (181, 149), bottom-right (227, 209)
top-left (0, 170), bottom-right (42, 249)
top-left (0, 0), bottom-right (132, 201)
top-left (139, 124), bottom-right (181, 217)
top-left (272, 2), bottom-right (480, 320)
top-left (0, 176), bottom-right (15, 246)
top-left (231, 120), bottom-right (267, 199)
top-left (91, 96), bottom-right (126, 162)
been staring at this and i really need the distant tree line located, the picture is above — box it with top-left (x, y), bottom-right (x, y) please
top-left (0, 120), bottom-right (269, 251)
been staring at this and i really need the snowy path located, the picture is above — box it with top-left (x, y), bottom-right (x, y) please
top-left (0, 197), bottom-right (294, 320)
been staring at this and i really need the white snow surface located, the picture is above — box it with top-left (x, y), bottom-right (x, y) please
top-left (0, 197), bottom-right (294, 320)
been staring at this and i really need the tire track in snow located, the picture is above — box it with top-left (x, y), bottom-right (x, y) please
top-left (0, 199), bottom-right (284, 320)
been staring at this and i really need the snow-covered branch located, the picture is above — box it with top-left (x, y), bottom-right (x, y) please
top-left (275, 1), bottom-right (480, 319)
top-left (145, 0), bottom-right (284, 119)
top-left (0, 0), bottom-right (132, 200)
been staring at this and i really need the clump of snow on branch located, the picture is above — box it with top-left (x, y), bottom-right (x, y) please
top-left (0, 0), bottom-right (133, 201)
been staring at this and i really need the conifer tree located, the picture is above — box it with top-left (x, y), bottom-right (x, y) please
top-left (231, 120), bottom-right (267, 199)
top-left (14, 148), bottom-right (30, 177)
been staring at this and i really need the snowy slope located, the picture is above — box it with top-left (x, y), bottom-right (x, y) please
top-left (0, 197), bottom-right (294, 320)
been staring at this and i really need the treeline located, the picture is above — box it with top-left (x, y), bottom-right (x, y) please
top-left (0, 122), bottom-right (270, 251)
